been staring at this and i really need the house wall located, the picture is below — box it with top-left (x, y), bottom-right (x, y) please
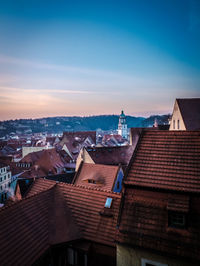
top-left (117, 244), bottom-right (198, 266)
top-left (75, 149), bottom-right (94, 171)
top-left (22, 146), bottom-right (47, 158)
top-left (169, 100), bottom-right (186, 130)
top-left (0, 165), bottom-right (12, 203)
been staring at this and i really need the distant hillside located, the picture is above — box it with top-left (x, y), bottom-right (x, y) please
top-left (0, 114), bottom-right (170, 137)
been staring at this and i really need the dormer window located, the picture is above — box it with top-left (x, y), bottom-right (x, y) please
top-left (88, 179), bottom-right (96, 184)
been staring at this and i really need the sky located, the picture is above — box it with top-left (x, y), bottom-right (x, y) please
top-left (0, 0), bottom-right (200, 120)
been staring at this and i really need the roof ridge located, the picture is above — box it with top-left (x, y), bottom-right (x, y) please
top-left (57, 181), bottom-right (121, 195)
top-left (83, 162), bottom-right (119, 168)
top-left (0, 185), bottom-right (56, 213)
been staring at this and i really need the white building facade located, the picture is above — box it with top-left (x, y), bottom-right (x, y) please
top-left (0, 163), bottom-right (12, 203)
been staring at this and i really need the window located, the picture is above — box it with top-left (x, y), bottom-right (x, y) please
top-left (173, 119), bottom-right (175, 129)
top-left (177, 119), bottom-right (180, 129)
top-left (88, 179), bottom-right (95, 184)
top-left (168, 211), bottom-right (187, 229)
top-left (67, 248), bottom-right (75, 265)
top-left (141, 258), bottom-right (168, 266)
top-left (105, 197), bottom-right (112, 208)
top-left (67, 248), bottom-right (87, 266)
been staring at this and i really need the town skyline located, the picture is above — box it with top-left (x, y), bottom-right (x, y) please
top-left (0, 0), bottom-right (200, 120)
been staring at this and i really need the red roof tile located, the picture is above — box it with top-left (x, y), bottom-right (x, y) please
top-left (117, 188), bottom-right (200, 261)
top-left (0, 189), bottom-right (51, 266)
top-left (125, 130), bottom-right (200, 192)
top-left (20, 148), bottom-right (65, 177)
top-left (0, 179), bottom-right (121, 265)
top-left (25, 178), bottom-right (56, 197)
top-left (58, 183), bottom-right (121, 246)
top-left (73, 162), bottom-right (119, 191)
top-left (86, 145), bottom-right (134, 169)
top-left (59, 131), bottom-right (96, 160)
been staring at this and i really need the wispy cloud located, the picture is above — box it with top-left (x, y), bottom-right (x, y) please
top-left (0, 54), bottom-right (131, 79)
top-left (0, 86), bottom-right (91, 95)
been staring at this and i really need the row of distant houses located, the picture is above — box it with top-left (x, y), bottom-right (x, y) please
top-left (0, 98), bottom-right (200, 266)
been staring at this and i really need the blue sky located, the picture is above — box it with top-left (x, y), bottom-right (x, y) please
top-left (0, 0), bottom-right (200, 120)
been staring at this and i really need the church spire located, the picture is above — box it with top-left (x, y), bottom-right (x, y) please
top-left (118, 110), bottom-right (128, 139)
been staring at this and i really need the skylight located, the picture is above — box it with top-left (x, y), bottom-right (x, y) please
top-left (105, 197), bottom-right (112, 208)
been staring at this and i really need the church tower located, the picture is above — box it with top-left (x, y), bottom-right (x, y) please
top-left (118, 110), bottom-right (128, 139)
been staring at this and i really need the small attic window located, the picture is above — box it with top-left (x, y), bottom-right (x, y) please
top-left (88, 179), bottom-right (96, 184)
top-left (105, 197), bottom-right (112, 208)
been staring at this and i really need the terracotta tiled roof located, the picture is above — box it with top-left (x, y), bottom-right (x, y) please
top-left (0, 179), bottom-right (121, 265)
top-left (20, 148), bottom-right (65, 177)
top-left (117, 188), bottom-right (200, 261)
top-left (61, 131), bottom-right (96, 147)
top-left (73, 162), bottom-right (119, 191)
top-left (177, 98), bottom-right (200, 130)
top-left (125, 130), bottom-right (200, 192)
top-left (0, 189), bottom-right (51, 266)
top-left (59, 131), bottom-right (96, 160)
top-left (20, 149), bottom-right (44, 163)
top-left (58, 183), bottom-right (121, 246)
top-left (86, 145), bottom-right (134, 169)
top-left (25, 178), bottom-right (56, 197)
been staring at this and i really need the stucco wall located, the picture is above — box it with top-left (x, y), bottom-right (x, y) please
top-left (75, 148), bottom-right (94, 171)
top-left (22, 146), bottom-right (47, 158)
top-left (169, 100), bottom-right (186, 130)
top-left (117, 244), bottom-right (198, 266)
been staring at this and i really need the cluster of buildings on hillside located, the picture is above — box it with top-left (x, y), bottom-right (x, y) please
top-left (0, 98), bottom-right (200, 266)
top-left (0, 110), bottom-right (129, 202)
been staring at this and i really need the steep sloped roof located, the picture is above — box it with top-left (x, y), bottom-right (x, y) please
top-left (0, 189), bottom-right (52, 266)
top-left (25, 178), bottom-right (56, 197)
top-left (20, 148), bottom-right (65, 177)
top-left (58, 183), bottom-right (121, 246)
top-left (87, 145), bottom-right (134, 168)
top-left (59, 131), bottom-right (96, 159)
top-left (117, 188), bottom-right (200, 262)
top-left (125, 130), bottom-right (200, 192)
top-left (177, 98), bottom-right (200, 130)
top-left (73, 162), bottom-right (119, 191)
top-left (0, 179), bottom-right (121, 265)
top-left (61, 131), bottom-right (96, 147)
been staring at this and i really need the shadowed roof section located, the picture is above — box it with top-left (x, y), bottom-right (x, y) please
top-left (0, 189), bottom-right (52, 266)
top-left (0, 179), bottom-right (121, 265)
top-left (58, 183), bottom-right (121, 246)
top-left (73, 162), bottom-right (120, 191)
top-left (125, 130), bottom-right (200, 192)
top-left (177, 98), bottom-right (200, 130)
top-left (86, 145), bottom-right (134, 168)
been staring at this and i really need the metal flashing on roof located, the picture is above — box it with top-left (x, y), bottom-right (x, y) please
top-left (105, 197), bottom-right (112, 208)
